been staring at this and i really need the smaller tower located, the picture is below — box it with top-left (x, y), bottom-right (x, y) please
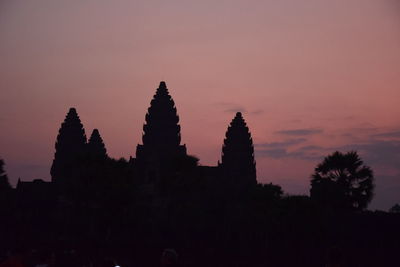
top-left (221, 112), bottom-right (257, 186)
top-left (88, 129), bottom-right (107, 159)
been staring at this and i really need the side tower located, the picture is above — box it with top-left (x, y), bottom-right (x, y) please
top-left (221, 112), bottom-right (257, 187)
top-left (87, 129), bottom-right (107, 160)
top-left (135, 81), bottom-right (187, 182)
top-left (51, 108), bottom-right (87, 185)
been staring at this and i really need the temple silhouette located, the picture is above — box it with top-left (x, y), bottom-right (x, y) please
top-left (42, 81), bottom-right (257, 194)
top-left (3, 82), bottom-right (400, 267)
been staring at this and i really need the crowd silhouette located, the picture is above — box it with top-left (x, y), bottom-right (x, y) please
top-left (1, 82), bottom-right (399, 267)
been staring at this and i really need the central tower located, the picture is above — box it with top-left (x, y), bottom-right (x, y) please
top-left (135, 81), bottom-right (187, 181)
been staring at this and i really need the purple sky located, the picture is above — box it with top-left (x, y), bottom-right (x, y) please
top-left (1, 0), bottom-right (399, 210)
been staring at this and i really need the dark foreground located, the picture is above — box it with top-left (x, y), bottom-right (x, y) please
top-left (1, 194), bottom-right (400, 267)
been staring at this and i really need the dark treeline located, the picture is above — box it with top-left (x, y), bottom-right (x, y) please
top-left (1, 82), bottom-right (399, 267)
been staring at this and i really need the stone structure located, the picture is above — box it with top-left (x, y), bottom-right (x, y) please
top-left (88, 129), bottom-right (107, 159)
top-left (47, 81), bottom-right (257, 190)
top-left (221, 112), bottom-right (257, 186)
top-left (50, 107), bottom-right (87, 185)
top-left (135, 81), bottom-right (187, 182)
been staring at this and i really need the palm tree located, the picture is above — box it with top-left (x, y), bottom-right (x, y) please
top-left (310, 151), bottom-right (374, 211)
top-left (389, 204), bottom-right (400, 213)
top-left (0, 159), bottom-right (11, 191)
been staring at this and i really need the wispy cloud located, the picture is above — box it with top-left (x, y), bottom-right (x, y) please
top-left (256, 136), bottom-right (400, 173)
top-left (250, 109), bottom-right (264, 115)
top-left (255, 138), bottom-right (307, 149)
top-left (255, 138), bottom-right (310, 159)
top-left (337, 140), bottom-right (400, 171)
top-left (224, 107), bottom-right (247, 113)
top-left (212, 102), bottom-right (264, 115)
top-left (372, 130), bottom-right (400, 139)
top-left (212, 102), bottom-right (247, 114)
top-left (275, 128), bottom-right (323, 136)
top-left (255, 146), bottom-right (324, 160)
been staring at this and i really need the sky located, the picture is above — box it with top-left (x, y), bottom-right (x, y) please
top-left (0, 0), bottom-right (399, 210)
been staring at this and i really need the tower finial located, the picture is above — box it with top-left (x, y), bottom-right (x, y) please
top-left (159, 81), bottom-right (167, 89)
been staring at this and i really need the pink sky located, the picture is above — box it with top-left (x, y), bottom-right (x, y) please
top-left (1, 0), bottom-right (399, 210)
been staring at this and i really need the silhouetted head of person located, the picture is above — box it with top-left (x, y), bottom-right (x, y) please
top-left (37, 249), bottom-right (54, 265)
top-left (100, 258), bottom-right (116, 267)
top-left (1, 247), bottom-right (26, 266)
top-left (326, 247), bottom-right (343, 267)
top-left (160, 249), bottom-right (178, 267)
top-left (10, 247), bottom-right (25, 258)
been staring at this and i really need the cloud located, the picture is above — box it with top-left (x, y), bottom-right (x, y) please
top-left (255, 147), bottom-right (323, 160)
top-left (275, 128), bottom-right (323, 136)
top-left (255, 138), bottom-right (307, 149)
top-left (255, 132), bottom-right (400, 169)
top-left (372, 130), bottom-right (400, 139)
top-left (297, 145), bottom-right (322, 151)
top-left (212, 102), bottom-right (247, 114)
top-left (224, 107), bottom-right (247, 113)
top-left (256, 146), bottom-right (324, 160)
top-left (337, 140), bottom-right (400, 171)
top-left (250, 109), bottom-right (264, 115)
top-left (256, 126), bottom-right (400, 163)
top-left (256, 148), bottom-right (288, 158)
top-left (255, 138), bottom-right (310, 159)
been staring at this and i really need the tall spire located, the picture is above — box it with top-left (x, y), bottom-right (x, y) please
top-left (221, 112), bottom-right (257, 186)
top-left (136, 82), bottom-right (187, 182)
top-left (142, 81), bottom-right (181, 147)
top-left (51, 107), bottom-right (87, 183)
top-left (136, 81), bottom-right (186, 161)
top-left (88, 129), bottom-right (107, 159)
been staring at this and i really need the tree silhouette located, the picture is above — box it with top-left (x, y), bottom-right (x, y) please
top-left (310, 151), bottom-right (374, 211)
top-left (0, 159), bottom-right (11, 191)
top-left (389, 203), bottom-right (400, 213)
